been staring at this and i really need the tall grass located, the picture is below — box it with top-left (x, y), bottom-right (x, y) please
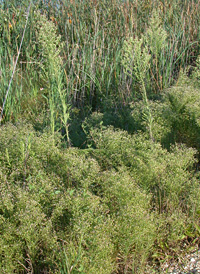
top-left (0, 0), bottom-right (199, 125)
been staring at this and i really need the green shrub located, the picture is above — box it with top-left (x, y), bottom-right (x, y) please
top-left (88, 126), bottom-right (197, 210)
top-left (87, 126), bottom-right (199, 259)
top-left (100, 169), bottom-right (156, 273)
top-left (0, 122), bottom-right (117, 273)
top-left (59, 191), bottom-right (116, 274)
top-left (0, 122), bottom-right (101, 272)
top-left (129, 71), bottom-right (200, 152)
top-left (0, 121), bottom-right (200, 273)
top-left (130, 99), bottom-right (171, 141)
top-left (162, 84), bottom-right (200, 150)
top-left (145, 72), bottom-right (200, 151)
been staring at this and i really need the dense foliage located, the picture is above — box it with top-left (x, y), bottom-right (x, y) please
top-left (1, 0), bottom-right (200, 273)
top-left (1, 122), bottom-right (200, 273)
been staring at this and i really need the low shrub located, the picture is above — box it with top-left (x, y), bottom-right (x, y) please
top-left (0, 121), bottom-right (200, 273)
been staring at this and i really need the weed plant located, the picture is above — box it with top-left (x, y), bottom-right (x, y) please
top-left (1, 122), bottom-right (200, 273)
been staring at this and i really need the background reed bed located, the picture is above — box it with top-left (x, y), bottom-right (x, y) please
top-left (0, 0), bottom-right (199, 126)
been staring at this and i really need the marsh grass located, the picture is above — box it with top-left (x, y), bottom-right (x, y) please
top-left (1, 0), bottom-right (200, 124)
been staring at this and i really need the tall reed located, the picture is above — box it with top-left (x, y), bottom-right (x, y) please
top-left (0, 0), bottom-right (199, 125)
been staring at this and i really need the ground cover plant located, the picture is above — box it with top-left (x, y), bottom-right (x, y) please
top-left (1, 0), bottom-right (200, 273)
top-left (1, 122), bottom-right (200, 273)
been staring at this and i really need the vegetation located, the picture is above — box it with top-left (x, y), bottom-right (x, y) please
top-left (0, 0), bottom-right (200, 273)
